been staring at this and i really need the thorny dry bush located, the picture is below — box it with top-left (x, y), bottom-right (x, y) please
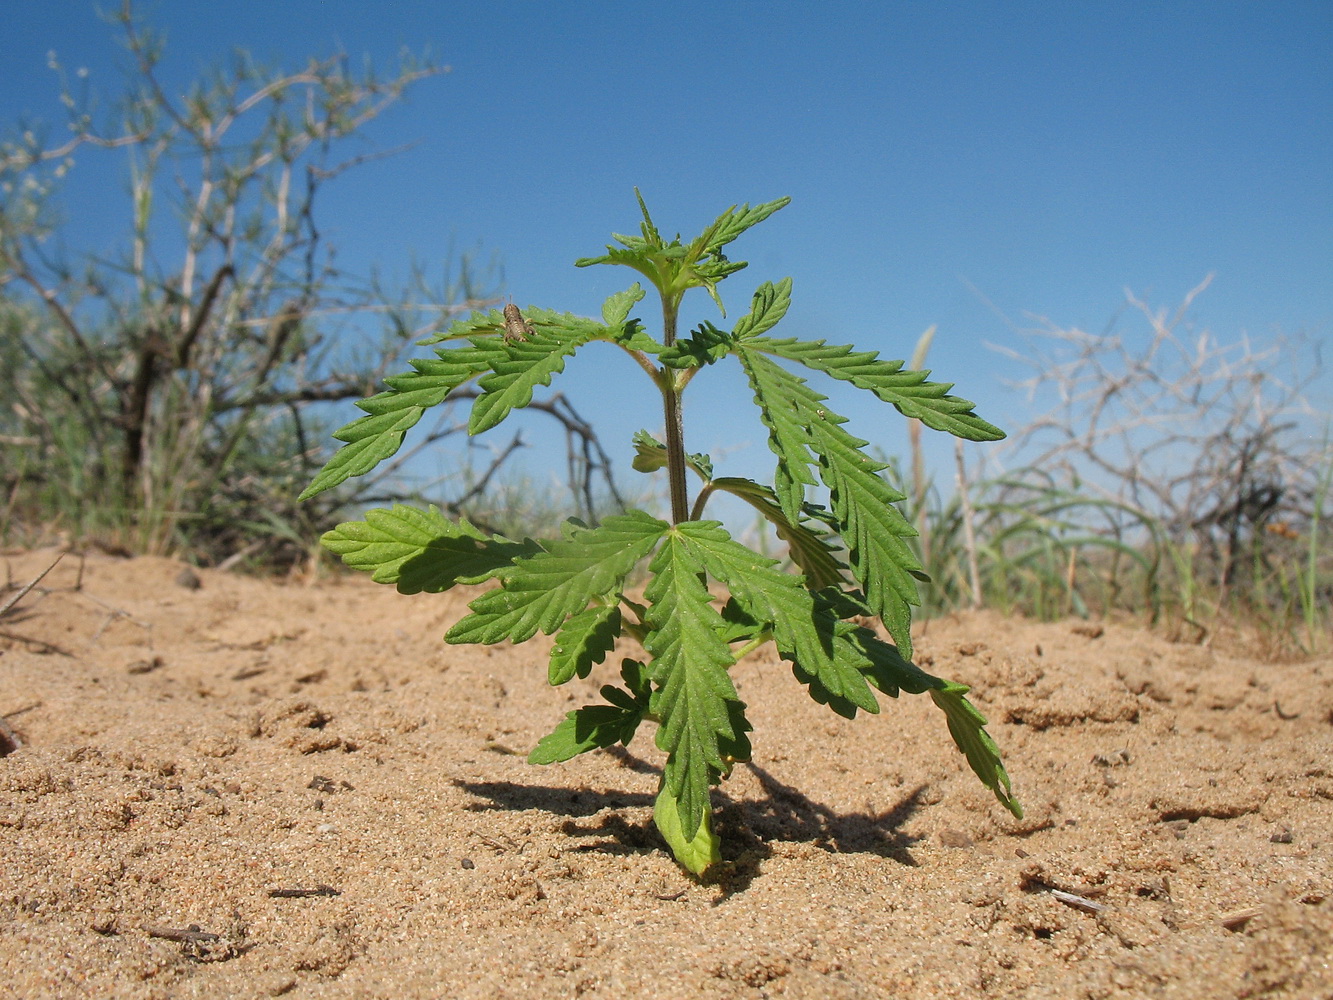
top-left (992, 275), bottom-right (1330, 628)
top-left (0, 4), bottom-right (623, 569)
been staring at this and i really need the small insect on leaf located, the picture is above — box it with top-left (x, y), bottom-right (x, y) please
top-left (503, 303), bottom-right (534, 342)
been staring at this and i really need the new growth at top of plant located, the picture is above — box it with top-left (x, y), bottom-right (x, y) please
top-left (301, 193), bottom-right (1021, 874)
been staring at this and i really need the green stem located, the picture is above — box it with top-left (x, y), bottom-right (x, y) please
top-left (689, 482), bottom-right (716, 522)
top-left (731, 630), bottom-right (772, 664)
top-left (660, 295), bottom-right (689, 525)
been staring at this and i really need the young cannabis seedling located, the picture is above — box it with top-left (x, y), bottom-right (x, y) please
top-left (300, 193), bottom-right (1021, 875)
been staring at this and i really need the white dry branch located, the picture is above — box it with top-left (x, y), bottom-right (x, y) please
top-left (993, 276), bottom-right (1329, 595)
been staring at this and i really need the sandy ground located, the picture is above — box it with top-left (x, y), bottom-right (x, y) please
top-left (1, 548), bottom-right (1330, 999)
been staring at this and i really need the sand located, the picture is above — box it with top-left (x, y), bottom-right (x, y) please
top-left (2, 548), bottom-right (1330, 999)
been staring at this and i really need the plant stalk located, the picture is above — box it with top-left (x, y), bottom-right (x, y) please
top-left (660, 296), bottom-right (690, 525)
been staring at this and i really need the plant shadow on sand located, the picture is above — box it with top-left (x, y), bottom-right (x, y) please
top-left (453, 752), bottom-right (926, 893)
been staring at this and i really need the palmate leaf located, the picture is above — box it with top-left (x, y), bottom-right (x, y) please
top-left (298, 347), bottom-right (500, 501)
top-left (321, 504), bottom-right (537, 592)
top-left (577, 192), bottom-right (790, 317)
top-left (468, 310), bottom-right (610, 434)
top-left (677, 521), bottom-right (879, 718)
top-left (750, 336), bottom-right (1005, 441)
top-left (644, 529), bottom-right (752, 842)
top-left (445, 510), bottom-right (668, 645)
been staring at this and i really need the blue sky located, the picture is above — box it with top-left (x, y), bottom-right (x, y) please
top-left (4, 1), bottom-right (1330, 515)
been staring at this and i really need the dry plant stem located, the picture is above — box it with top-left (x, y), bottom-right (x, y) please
top-left (954, 440), bottom-right (983, 609)
top-left (0, 553), bottom-right (63, 619)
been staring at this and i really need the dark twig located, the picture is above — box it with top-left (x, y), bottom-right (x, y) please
top-left (267, 885), bottom-right (341, 898)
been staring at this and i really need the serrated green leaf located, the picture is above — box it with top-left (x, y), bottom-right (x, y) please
top-left (700, 197), bottom-right (792, 255)
top-left (610, 321), bottom-right (663, 355)
top-left (734, 344), bottom-right (924, 654)
top-left (732, 278), bottom-right (793, 341)
top-left (751, 336), bottom-right (1005, 441)
top-left (602, 283), bottom-right (646, 325)
top-left (658, 322), bottom-right (734, 369)
top-left (838, 617), bottom-right (940, 697)
top-left (930, 681), bottom-right (1023, 819)
top-left (416, 308), bottom-right (515, 346)
top-left (468, 313), bottom-right (607, 434)
top-left (644, 530), bottom-right (751, 842)
top-left (803, 402), bottom-right (922, 658)
top-left (528, 703), bottom-right (643, 765)
top-left (734, 349), bottom-right (821, 520)
top-left (619, 657), bottom-right (651, 700)
top-left (446, 510), bottom-right (668, 645)
top-left (676, 521), bottom-right (878, 718)
top-left (710, 478), bottom-right (846, 591)
top-left (548, 604), bottom-right (622, 685)
top-left (299, 349), bottom-right (497, 501)
top-left (601, 683), bottom-right (641, 713)
top-left (631, 431), bottom-right (713, 480)
top-left (320, 504), bottom-right (537, 592)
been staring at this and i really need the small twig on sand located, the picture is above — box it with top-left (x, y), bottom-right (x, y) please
top-left (267, 885), bottom-right (341, 898)
top-left (1050, 889), bottom-right (1108, 914)
top-left (1220, 906), bottom-right (1262, 930)
top-left (143, 924), bottom-right (220, 944)
top-left (0, 553), bottom-right (64, 620)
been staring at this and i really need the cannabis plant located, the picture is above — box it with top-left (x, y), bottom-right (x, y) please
top-left (301, 194), bottom-right (1020, 874)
